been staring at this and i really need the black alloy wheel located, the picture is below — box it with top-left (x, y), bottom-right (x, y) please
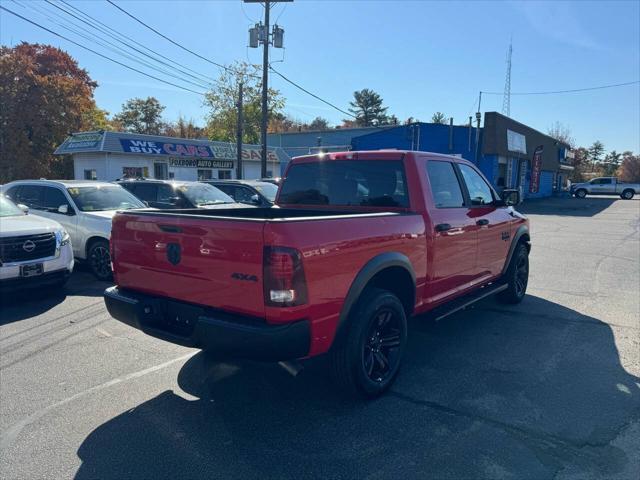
top-left (363, 308), bottom-right (402, 383)
top-left (88, 240), bottom-right (112, 281)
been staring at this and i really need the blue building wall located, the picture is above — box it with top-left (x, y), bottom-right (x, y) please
top-left (267, 126), bottom-right (386, 159)
top-left (523, 170), bottom-right (554, 199)
top-left (352, 123), bottom-right (481, 164)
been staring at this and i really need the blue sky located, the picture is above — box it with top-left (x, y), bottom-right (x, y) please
top-left (1, 0), bottom-right (639, 152)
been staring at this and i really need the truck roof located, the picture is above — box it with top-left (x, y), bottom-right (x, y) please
top-left (291, 150), bottom-right (473, 164)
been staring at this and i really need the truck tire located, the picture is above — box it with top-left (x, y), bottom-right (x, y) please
top-left (88, 239), bottom-right (112, 281)
top-left (621, 189), bottom-right (635, 200)
top-left (574, 189), bottom-right (587, 198)
top-left (498, 243), bottom-right (529, 305)
top-left (329, 288), bottom-right (407, 398)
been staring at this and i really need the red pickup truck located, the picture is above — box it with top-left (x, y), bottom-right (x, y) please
top-left (104, 151), bottom-right (530, 397)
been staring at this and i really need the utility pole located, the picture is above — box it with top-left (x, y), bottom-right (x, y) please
top-left (236, 82), bottom-right (244, 179)
top-left (246, 0), bottom-right (291, 178)
top-left (474, 91), bottom-right (482, 163)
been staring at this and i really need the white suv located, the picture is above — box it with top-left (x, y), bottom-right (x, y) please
top-left (0, 196), bottom-right (74, 290)
top-left (2, 180), bottom-right (146, 280)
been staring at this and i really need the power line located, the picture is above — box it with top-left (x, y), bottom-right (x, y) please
top-left (106, 0), bottom-right (252, 78)
top-left (483, 80), bottom-right (640, 96)
top-left (19, 0), bottom-right (211, 90)
top-left (56, 0), bottom-right (217, 85)
top-left (0, 5), bottom-right (206, 96)
top-left (269, 66), bottom-right (356, 118)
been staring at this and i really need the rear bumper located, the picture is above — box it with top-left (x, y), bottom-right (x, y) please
top-left (104, 287), bottom-right (310, 361)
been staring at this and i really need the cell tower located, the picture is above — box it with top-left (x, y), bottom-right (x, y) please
top-left (502, 40), bottom-right (512, 117)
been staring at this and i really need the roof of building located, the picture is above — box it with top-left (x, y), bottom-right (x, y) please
top-left (54, 130), bottom-right (291, 163)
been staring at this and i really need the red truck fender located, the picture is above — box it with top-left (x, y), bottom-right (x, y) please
top-left (501, 225), bottom-right (531, 275)
top-left (333, 252), bottom-right (416, 347)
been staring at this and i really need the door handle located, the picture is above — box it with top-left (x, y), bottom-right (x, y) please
top-left (435, 223), bottom-right (452, 232)
top-left (476, 219), bottom-right (490, 226)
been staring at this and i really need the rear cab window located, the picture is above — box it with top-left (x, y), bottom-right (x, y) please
top-left (279, 160), bottom-right (409, 208)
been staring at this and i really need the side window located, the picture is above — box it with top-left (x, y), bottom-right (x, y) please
top-left (4, 186), bottom-right (20, 202)
top-left (234, 187), bottom-right (255, 203)
top-left (156, 184), bottom-right (175, 203)
top-left (426, 161), bottom-right (465, 208)
top-left (458, 164), bottom-right (495, 206)
top-left (132, 184), bottom-right (156, 202)
top-left (16, 185), bottom-right (44, 209)
top-left (600, 178), bottom-right (612, 185)
top-left (42, 187), bottom-right (70, 212)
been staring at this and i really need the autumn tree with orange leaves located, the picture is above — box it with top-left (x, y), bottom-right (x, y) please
top-left (0, 43), bottom-right (104, 182)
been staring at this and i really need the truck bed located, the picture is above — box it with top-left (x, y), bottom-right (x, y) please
top-left (122, 207), bottom-right (408, 222)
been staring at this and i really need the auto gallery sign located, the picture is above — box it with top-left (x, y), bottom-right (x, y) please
top-left (120, 139), bottom-right (214, 158)
top-left (168, 157), bottom-right (234, 169)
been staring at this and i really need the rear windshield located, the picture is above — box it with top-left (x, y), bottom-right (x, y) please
top-left (279, 160), bottom-right (409, 207)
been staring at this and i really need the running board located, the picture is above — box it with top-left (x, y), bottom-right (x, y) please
top-left (432, 283), bottom-right (508, 322)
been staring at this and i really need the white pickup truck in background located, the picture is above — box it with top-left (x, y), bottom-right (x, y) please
top-left (570, 177), bottom-right (639, 199)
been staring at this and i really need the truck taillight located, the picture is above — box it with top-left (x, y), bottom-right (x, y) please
top-left (263, 246), bottom-right (308, 307)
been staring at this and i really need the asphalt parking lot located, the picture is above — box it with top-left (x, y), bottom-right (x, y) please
top-left (1, 196), bottom-right (639, 479)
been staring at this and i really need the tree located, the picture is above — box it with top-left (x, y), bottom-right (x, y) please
top-left (547, 121), bottom-right (575, 148)
top-left (0, 43), bottom-right (98, 182)
top-left (618, 152), bottom-right (640, 182)
top-left (602, 150), bottom-right (621, 176)
top-left (308, 116), bottom-right (330, 131)
top-left (163, 116), bottom-right (205, 139)
top-left (587, 141), bottom-right (605, 169)
top-left (113, 97), bottom-right (166, 135)
top-left (431, 112), bottom-right (447, 125)
top-left (570, 147), bottom-right (589, 182)
top-left (83, 106), bottom-right (115, 131)
top-left (347, 89), bottom-right (388, 126)
top-left (205, 61), bottom-right (284, 144)
top-left (388, 115), bottom-right (399, 125)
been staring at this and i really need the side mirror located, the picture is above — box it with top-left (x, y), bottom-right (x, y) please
top-left (18, 203), bottom-right (29, 214)
top-left (58, 204), bottom-right (69, 214)
top-left (501, 189), bottom-right (520, 206)
top-left (250, 194), bottom-right (261, 205)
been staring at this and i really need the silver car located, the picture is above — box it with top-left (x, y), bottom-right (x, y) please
top-left (1, 180), bottom-right (146, 280)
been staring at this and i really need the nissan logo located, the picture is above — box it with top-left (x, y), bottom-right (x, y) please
top-left (22, 240), bottom-right (36, 253)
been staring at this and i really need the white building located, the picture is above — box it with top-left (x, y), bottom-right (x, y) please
top-left (54, 131), bottom-right (289, 181)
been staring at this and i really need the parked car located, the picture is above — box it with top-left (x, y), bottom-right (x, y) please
top-left (202, 180), bottom-right (278, 207)
top-left (0, 195), bottom-right (74, 290)
top-left (259, 177), bottom-right (282, 186)
top-left (118, 179), bottom-right (245, 209)
top-left (104, 150), bottom-right (529, 398)
top-left (570, 177), bottom-right (639, 199)
top-left (1, 180), bottom-right (146, 280)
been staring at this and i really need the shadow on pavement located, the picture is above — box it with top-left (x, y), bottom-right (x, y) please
top-left (75, 295), bottom-right (639, 479)
top-left (0, 268), bottom-right (110, 326)
top-left (518, 196), bottom-right (628, 217)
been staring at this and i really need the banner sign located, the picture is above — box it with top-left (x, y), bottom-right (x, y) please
top-left (507, 129), bottom-right (527, 154)
top-left (212, 144), bottom-right (279, 162)
top-left (65, 132), bottom-right (103, 150)
top-left (120, 139), bottom-right (214, 158)
top-left (168, 158), bottom-right (233, 169)
top-left (119, 139), bottom-right (279, 162)
top-left (529, 145), bottom-right (544, 194)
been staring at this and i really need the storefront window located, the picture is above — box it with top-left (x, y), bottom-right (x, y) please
top-left (122, 167), bottom-right (146, 179)
top-left (197, 169), bottom-right (213, 180)
top-left (154, 163), bottom-right (168, 180)
top-left (218, 170), bottom-right (232, 179)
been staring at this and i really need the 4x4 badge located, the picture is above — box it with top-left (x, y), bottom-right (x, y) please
top-left (167, 243), bottom-right (181, 265)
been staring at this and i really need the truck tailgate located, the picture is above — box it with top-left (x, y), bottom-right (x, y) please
top-left (111, 212), bottom-right (265, 318)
